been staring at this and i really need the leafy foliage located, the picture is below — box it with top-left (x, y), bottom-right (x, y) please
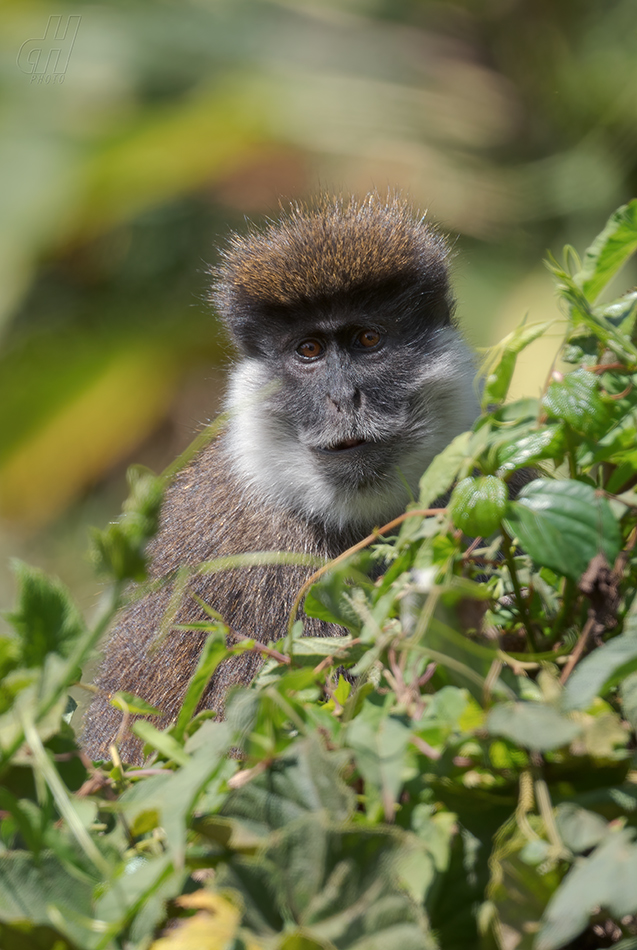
top-left (2, 203), bottom-right (637, 948)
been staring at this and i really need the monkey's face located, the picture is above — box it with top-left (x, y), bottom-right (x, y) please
top-left (215, 195), bottom-right (479, 532)
top-left (224, 299), bottom-right (478, 533)
top-left (270, 312), bottom-right (430, 481)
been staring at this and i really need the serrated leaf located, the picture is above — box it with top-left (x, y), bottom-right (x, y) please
top-left (5, 561), bottom-right (85, 668)
top-left (487, 702), bottom-right (581, 751)
top-left (489, 848), bottom-right (560, 950)
top-left (562, 634), bottom-right (637, 711)
top-left (595, 289), bottom-right (637, 337)
top-left (333, 674), bottom-right (351, 706)
top-left (422, 618), bottom-right (514, 703)
top-left (536, 828), bottom-right (637, 950)
top-left (90, 467), bottom-right (164, 582)
top-left (287, 635), bottom-right (354, 657)
top-left (218, 814), bottom-right (437, 949)
top-left (0, 637), bottom-right (20, 684)
top-left (504, 478), bottom-right (621, 582)
top-left (119, 721), bottom-right (233, 866)
top-left (96, 853), bottom-right (179, 929)
top-left (495, 424), bottom-right (566, 473)
top-left (574, 200), bottom-right (637, 302)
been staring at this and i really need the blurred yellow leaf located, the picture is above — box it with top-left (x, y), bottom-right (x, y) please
top-left (150, 890), bottom-right (263, 950)
top-left (0, 346), bottom-right (178, 525)
top-left (78, 85), bottom-right (270, 238)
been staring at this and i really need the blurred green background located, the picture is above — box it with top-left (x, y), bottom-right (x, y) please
top-left (1, 0), bottom-right (636, 623)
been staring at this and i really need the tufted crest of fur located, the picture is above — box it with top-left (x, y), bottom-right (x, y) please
top-left (212, 194), bottom-right (452, 347)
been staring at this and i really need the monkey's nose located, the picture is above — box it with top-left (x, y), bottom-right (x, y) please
top-left (327, 388), bottom-right (361, 412)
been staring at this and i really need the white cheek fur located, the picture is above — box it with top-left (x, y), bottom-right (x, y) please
top-left (223, 331), bottom-right (478, 533)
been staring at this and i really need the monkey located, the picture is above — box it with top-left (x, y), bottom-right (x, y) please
top-left (81, 193), bottom-right (479, 764)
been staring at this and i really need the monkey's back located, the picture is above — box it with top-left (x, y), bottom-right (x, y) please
top-left (82, 439), bottom-right (348, 763)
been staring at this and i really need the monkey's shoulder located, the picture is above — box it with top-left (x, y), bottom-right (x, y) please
top-left (147, 438), bottom-right (342, 578)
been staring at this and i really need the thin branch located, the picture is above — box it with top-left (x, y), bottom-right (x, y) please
top-left (287, 507), bottom-right (446, 634)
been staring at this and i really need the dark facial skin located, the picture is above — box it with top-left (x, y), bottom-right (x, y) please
top-left (248, 299), bottom-right (445, 492)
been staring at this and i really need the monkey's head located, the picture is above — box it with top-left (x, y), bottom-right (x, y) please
top-left (212, 194), bottom-right (478, 533)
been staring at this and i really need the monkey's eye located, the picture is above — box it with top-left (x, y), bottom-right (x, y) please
top-left (296, 339), bottom-right (324, 360)
top-left (355, 329), bottom-right (381, 349)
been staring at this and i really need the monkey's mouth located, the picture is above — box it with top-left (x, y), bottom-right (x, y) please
top-left (323, 437), bottom-right (367, 452)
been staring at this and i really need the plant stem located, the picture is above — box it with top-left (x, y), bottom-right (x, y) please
top-left (502, 529), bottom-right (538, 652)
top-left (549, 576), bottom-right (577, 644)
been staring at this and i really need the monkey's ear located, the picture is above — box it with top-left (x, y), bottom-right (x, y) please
top-left (211, 287), bottom-right (291, 357)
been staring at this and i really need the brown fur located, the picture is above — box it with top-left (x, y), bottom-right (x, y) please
top-left (82, 441), bottom-right (351, 763)
top-left (213, 193), bottom-right (450, 315)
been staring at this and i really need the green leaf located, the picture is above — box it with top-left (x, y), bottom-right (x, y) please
top-left (449, 476), bottom-right (507, 537)
top-left (277, 933), bottom-right (332, 950)
top-left (418, 430), bottom-right (472, 510)
top-left (495, 424), bottom-right (566, 474)
top-left (421, 618), bottom-right (515, 703)
top-left (219, 815), bottom-right (437, 949)
top-left (0, 850), bottom-right (94, 946)
top-left (481, 321), bottom-right (552, 408)
top-left (110, 691), bottom-right (163, 717)
top-left (304, 562), bottom-right (370, 632)
top-left (595, 289), bottom-right (637, 337)
top-left (553, 269), bottom-right (637, 363)
top-left (562, 634), bottom-right (637, 711)
top-left (5, 562), bottom-right (85, 668)
top-left (119, 720), bottom-right (232, 866)
top-left (504, 478), bottom-right (621, 582)
top-left (543, 368), bottom-right (611, 438)
top-left (0, 790), bottom-right (45, 857)
top-left (171, 626), bottom-right (229, 739)
top-left (347, 701), bottom-right (413, 819)
top-left (554, 803), bottom-right (608, 854)
top-left (0, 637), bottom-right (20, 686)
top-left (90, 466), bottom-right (164, 582)
top-left (333, 674), bottom-right (351, 706)
top-left (620, 672), bottom-right (637, 731)
top-left (536, 828), bottom-right (637, 950)
top-left (487, 702), bottom-right (581, 751)
top-left (0, 662), bottom-right (69, 755)
top-left (574, 200), bottom-right (637, 302)
top-left (489, 846), bottom-right (561, 950)
top-left (132, 720), bottom-right (190, 766)
top-left (95, 853), bottom-right (180, 933)
top-left (223, 735), bottom-right (354, 835)
top-left (286, 635), bottom-right (355, 658)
